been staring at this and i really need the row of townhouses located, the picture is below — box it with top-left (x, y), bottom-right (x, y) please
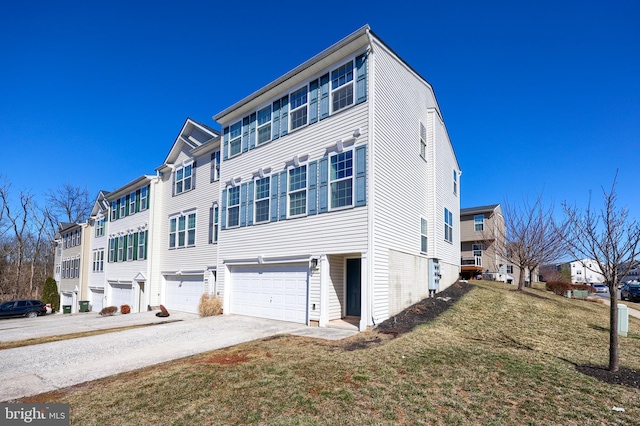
top-left (54, 26), bottom-right (462, 331)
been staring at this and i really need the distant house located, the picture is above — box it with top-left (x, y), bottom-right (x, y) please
top-left (86, 190), bottom-right (110, 312)
top-left (55, 222), bottom-right (89, 313)
top-left (555, 258), bottom-right (605, 284)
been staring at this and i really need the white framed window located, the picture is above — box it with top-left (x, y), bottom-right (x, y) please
top-left (175, 164), bottom-right (193, 195)
top-left (95, 218), bottom-right (105, 237)
top-left (140, 186), bottom-right (148, 210)
top-left (474, 215), bottom-right (484, 232)
top-left (227, 187), bottom-right (240, 227)
top-left (288, 166), bottom-right (307, 217)
top-left (420, 122), bottom-right (427, 160)
top-left (110, 201), bottom-right (117, 221)
top-left (74, 256), bottom-right (79, 278)
top-left (444, 207), bottom-right (453, 243)
top-left (330, 150), bottom-right (353, 209)
top-left (289, 86), bottom-right (308, 131)
top-left (138, 231), bottom-right (146, 259)
top-left (129, 192), bottom-right (136, 215)
top-left (257, 106), bottom-right (272, 145)
top-left (120, 196), bottom-right (127, 218)
top-left (169, 212), bottom-right (197, 249)
top-left (229, 121), bottom-right (242, 157)
top-left (118, 236), bottom-right (124, 261)
top-left (209, 206), bottom-right (219, 244)
top-left (453, 170), bottom-right (458, 195)
top-left (255, 177), bottom-right (270, 223)
top-left (507, 265), bottom-right (513, 274)
top-left (127, 233), bottom-right (134, 261)
top-left (421, 218), bottom-right (428, 253)
top-left (472, 243), bottom-right (483, 257)
top-left (331, 60), bottom-right (354, 113)
top-left (92, 249), bottom-right (104, 272)
top-left (108, 238), bottom-right (115, 262)
top-left (210, 150), bottom-right (221, 182)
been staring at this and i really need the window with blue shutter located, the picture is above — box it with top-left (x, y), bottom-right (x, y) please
top-left (272, 99), bottom-right (280, 140)
top-left (257, 106), bottom-right (272, 145)
top-left (241, 116), bottom-right (249, 153)
top-left (319, 74), bottom-right (330, 119)
top-left (318, 157), bottom-right (329, 213)
top-left (228, 186), bottom-right (240, 227)
top-left (280, 96), bottom-right (289, 136)
top-left (249, 112), bottom-right (257, 150)
top-left (221, 189), bottom-right (227, 230)
top-left (247, 181), bottom-right (255, 225)
top-left (229, 121), bottom-right (242, 157)
top-left (330, 150), bottom-right (353, 209)
top-left (223, 126), bottom-right (230, 160)
top-left (278, 170), bottom-right (287, 220)
top-left (254, 178), bottom-right (269, 224)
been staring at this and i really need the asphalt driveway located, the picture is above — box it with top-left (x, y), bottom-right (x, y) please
top-left (0, 311), bottom-right (357, 402)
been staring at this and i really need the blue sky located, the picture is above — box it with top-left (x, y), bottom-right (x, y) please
top-left (1, 0), bottom-right (638, 219)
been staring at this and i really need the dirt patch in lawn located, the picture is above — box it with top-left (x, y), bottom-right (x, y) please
top-left (576, 365), bottom-right (640, 389)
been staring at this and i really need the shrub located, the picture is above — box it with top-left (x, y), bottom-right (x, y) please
top-left (198, 294), bottom-right (223, 317)
top-left (120, 304), bottom-right (131, 314)
top-left (41, 276), bottom-right (60, 312)
top-left (545, 281), bottom-right (573, 296)
top-left (99, 306), bottom-right (117, 316)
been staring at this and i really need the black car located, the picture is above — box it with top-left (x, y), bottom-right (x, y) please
top-left (0, 300), bottom-right (48, 318)
top-left (620, 284), bottom-right (640, 303)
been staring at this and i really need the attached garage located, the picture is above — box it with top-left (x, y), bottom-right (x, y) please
top-left (90, 289), bottom-right (104, 312)
top-left (109, 283), bottom-right (132, 308)
top-left (164, 275), bottom-right (204, 314)
top-left (229, 264), bottom-right (308, 324)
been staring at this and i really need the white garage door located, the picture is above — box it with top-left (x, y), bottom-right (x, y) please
top-left (165, 275), bottom-right (204, 314)
top-left (110, 284), bottom-right (132, 309)
top-left (90, 289), bottom-right (104, 312)
top-left (230, 264), bottom-right (308, 324)
top-left (61, 292), bottom-right (73, 307)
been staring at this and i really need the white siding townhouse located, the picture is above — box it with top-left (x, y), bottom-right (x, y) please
top-left (86, 190), bottom-right (110, 312)
top-left (212, 25), bottom-right (461, 331)
top-left (103, 176), bottom-right (160, 313)
top-left (155, 119), bottom-right (221, 314)
top-left (55, 222), bottom-right (89, 313)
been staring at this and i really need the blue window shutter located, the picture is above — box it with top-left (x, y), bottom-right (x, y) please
top-left (249, 112), bottom-right (256, 150)
top-left (247, 181), bottom-right (255, 226)
top-left (270, 174), bottom-right (279, 222)
top-left (309, 79), bottom-right (319, 124)
top-left (240, 182), bottom-right (248, 227)
top-left (133, 232), bottom-right (139, 261)
top-left (221, 189), bottom-right (227, 230)
top-left (308, 160), bottom-right (318, 215)
top-left (279, 170), bottom-right (287, 220)
top-left (122, 235), bottom-right (127, 262)
top-left (356, 53), bottom-right (368, 104)
top-left (318, 157), bottom-right (329, 213)
top-left (114, 237), bottom-right (119, 262)
top-left (241, 116), bottom-right (249, 153)
top-left (135, 190), bottom-right (140, 213)
top-left (223, 127), bottom-right (229, 160)
top-left (192, 161), bottom-right (197, 190)
top-left (280, 96), bottom-right (288, 136)
top-left (355, 144), bottom-right (367, 206)
top-left (272, 100), bottom-right (280, 140)
top-left (319, 73), bottom-right (330, 119)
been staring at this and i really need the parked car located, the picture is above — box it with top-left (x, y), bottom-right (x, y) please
top-left (621, 283), bottom-right (640, 302)
top-left (592, 284), bottom-right (608, 294)
top-left (0, 300), bottom-right (48, 319)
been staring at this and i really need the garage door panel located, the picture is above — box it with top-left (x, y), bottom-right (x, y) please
top-left (165, 275), bottom-right (203, 314)
top-left (230, 265), bottom-right (308, 324)
top-left (110, 284), bottom-right (132, 308)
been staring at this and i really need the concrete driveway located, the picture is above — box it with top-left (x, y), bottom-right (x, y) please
top-left (0, 311), bottom-right (357, 402)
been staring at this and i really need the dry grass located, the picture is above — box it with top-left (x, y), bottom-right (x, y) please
top-left (21, 281), bottom-right (640, 425)
top-left (198, 293), bottom-right (223, 317)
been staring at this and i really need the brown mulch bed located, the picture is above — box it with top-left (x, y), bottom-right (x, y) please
top-left (576, 365), bottom-right (640, 389)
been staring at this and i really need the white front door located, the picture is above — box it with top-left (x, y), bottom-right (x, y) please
top-left (230, 264), bottom-right (308, 324)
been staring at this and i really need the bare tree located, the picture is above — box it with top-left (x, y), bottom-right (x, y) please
top-left (499, 195), bottom-right (568, 290)
top-left (561, 176), bottom-right (640, 372)
top-left (46, 183), bottom-right (92, 224)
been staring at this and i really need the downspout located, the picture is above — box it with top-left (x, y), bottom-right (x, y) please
top-left (365, 28), bottom-right (376, 329)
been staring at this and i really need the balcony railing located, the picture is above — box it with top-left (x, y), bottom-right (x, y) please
top-left (461, 256), bottom-right (482, 267)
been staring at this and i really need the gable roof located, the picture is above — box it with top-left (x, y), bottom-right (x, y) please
top-left (460, 204), bottom-right (501, 216)
top-left (159, 118), bottom-right (221, 171)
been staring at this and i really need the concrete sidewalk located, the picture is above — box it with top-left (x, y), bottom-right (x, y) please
top-left (0, 313), bottom-right (357, 402)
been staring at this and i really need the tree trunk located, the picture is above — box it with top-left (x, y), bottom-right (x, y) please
top-left (517, 267), bottom-right (526, 291)
top-left (609, 285), bottom-right (619, 372)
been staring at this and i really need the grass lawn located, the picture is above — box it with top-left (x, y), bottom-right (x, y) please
top-left (20, 281), bottom-right (640, 425)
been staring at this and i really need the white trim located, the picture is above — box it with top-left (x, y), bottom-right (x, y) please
top-left (224, 254), bottom-right (312, 266)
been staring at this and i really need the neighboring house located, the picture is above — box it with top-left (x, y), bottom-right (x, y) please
top-left (620, 262), bottom-right (640, 283)
top-left (56, 222), bottom-right (89, 313)
top-left (155, 119), bottom-right (221, 314)
top-left (86, 190), bottom-right (110, 312)
top-left (555, 258), bottom-right (605, 284)
top-left (212, 25), bottom-right (461, 331)
top-left (460, 204), bottom-right (505, 281)
top-left (104, 176), bottom-right (159, 313)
